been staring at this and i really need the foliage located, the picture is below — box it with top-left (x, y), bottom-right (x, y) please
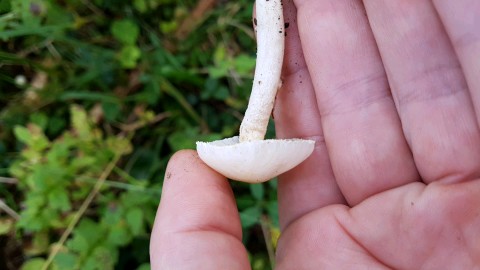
top-left (0, 0), bottom-right (278, 269)
top-left (9, 105), bottom-right (158, 269)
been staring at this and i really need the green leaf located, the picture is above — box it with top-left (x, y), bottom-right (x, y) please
top-left (168, 128), bottom-right (223, 152)
top-left (81, 258), bottom-right (99, 270)
top-left (133, 0), bottom-right (148, 13)
top-left (268, 178), bottom-right (278, 189)
top-left (30, 164), bottom-right (67, 191)
top-left (159, 21), bottom-right (177, 34)
top-left (47, 115), bottom-right (67, 135)
top-left (70, 105), bottom-right (92, 139)
top-left (29, 112), bottom-right (49, 130)
top-left (212, 86), bottom-right (229, 100)
top-left (111, 20), bottom-right (139, 45)
top-left (236, 194), bottom-right (256, 210)
top-left (0, 218), bottom-right (13, 235)
top-left (60, 91), bottom-right (120, 103)
top-left (54, 252), bottom-right (78, 270)
top-left (21, 258), bottom-right (46, 270)
top-left (240, 206), bottom-right (261, 228)
top-left (167, 130), bottom-right (196, 151)
top-left (233, 54), bottom-right (256, 75)
top-left (91, 246), bottom-right (116, 269)
top-left (47, 142), bottom-right (71, 164)
top-left (46, 1), bottom-right (74, 26)
top-left (202, 79), bottom-right (232, 101)
top-left (252, 256), bottom-right (268, 270)
top-left (118, 45), bottom-right (141, 69)
top-left (126, 207), bottom-right (143, 235)
top-left (266, 201), bottom-right (279, 228)
top-left (0, 0), bottom-right (11, 14)
top-left (68, 234), bottom-right (89, 254)
top-left (137, 263), bottom-right (151, 270)
top-left (108, 222), bottom-right (131, 246)
top-left (213, 45), bottom-right (227, 64)
top-left (121, 191), bottom-right (151, 207)
top-left (102, 203), bottom-right (123, 225)
top-left (14, 126), bottom-right (33, 145)
top-left (72, 219), bottom-right (102, 248)
top-left (106, 136), bottom-right (133, 156)
top-left (28, 231), bottom-right (50, 255)
top-left (0, 24), bottom-right (68, 40)
top-left (249, 183), bottom-right (264, 201)
top-left (102, 101), bottom-right (121, 122)
top-left (48, 188), bottom-right (71, 211)
top-left (12, 0), bottom-right (43, 27)
top-left (207, 66), bottom-right (229, 79)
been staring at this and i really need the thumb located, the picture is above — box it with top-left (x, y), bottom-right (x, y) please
top-left (150, 150), bottom-right (250, 270)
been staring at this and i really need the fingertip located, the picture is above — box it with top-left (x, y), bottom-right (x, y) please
top-left (150, 150), bottom-right (248, 270)
top-left (164, 149), bottom-right (225, 188)
top-left (165, 149), bottom-right (202, 175)
top-left (168, 149), bottom-right (198, 163)
top-left (154, 149), bottom-right (241, 238)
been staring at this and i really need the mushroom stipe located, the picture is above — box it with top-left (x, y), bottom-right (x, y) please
top-left (196, 0), bottom-right (314, 183)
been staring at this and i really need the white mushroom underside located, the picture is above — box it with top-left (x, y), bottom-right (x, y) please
top-left (197, 137), bottom-right (315, 183)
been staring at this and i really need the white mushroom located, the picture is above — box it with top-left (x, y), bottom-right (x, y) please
top-left (196, 0), bottom-right (314, 183)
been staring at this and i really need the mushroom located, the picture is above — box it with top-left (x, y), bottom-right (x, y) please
top-left (196, 0), bottom-right (314, 183)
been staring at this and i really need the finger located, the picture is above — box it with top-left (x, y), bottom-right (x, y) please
top-left (433, 1), bottom-right (480, 124)
top-left (150, 150), bottom-right (249, 270)
top-left (364, 1), bottom-right (480, 184)
top-left (273, 0), bottom-right (345, 230)
top-left (295, 0), bottom-right (418, 205)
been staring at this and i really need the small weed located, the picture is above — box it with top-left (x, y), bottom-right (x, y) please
top-left (0, 1), bottom-right (277, 269)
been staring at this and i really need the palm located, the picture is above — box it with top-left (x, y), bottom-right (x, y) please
top-left (277, 181), bottom-right (480, 269)
top-left (151, 1), bottom-right (480, 269)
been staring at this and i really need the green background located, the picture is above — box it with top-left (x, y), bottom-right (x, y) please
top-left (0, 0), bottom-right (279, 269)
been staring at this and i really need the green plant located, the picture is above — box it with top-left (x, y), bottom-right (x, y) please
top-left (0, 0), bottom-right (279, 269)
top-left (8, 106), bottom-right (158, 269)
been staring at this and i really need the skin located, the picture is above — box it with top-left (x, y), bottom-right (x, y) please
top-left (150, 0), bottom-right (480, 269)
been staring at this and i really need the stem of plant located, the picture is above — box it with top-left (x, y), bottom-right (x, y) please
top-left (239, 0), bottom-right (284, 142)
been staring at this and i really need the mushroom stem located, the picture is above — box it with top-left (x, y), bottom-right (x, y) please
top-left (239, 0), bottom-right (284, 142)
top-left (196, 1), bottom-right (314, 183)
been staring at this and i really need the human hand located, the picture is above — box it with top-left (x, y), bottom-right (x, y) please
top-left (150, 0), bottom-right (480, 269)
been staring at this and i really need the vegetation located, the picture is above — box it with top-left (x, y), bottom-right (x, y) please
top-left (0, 0), bottom-right (279, 269)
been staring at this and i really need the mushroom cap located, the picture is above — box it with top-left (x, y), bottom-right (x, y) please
top-left (196, 136), bottom-right (315, 183)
